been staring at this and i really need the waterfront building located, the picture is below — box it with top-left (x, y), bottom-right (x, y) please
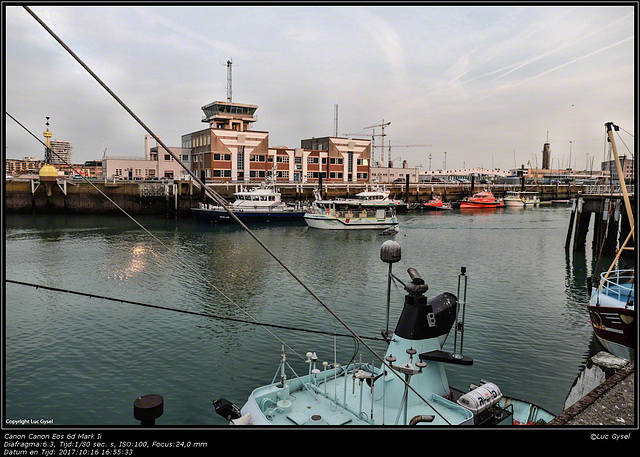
top-left (47, 139), bottom-right (73, 165)
top-left (102, 135), bottom-right (190, 180)
top-left (182, 100), bottom-right (269, 183)
top-left (370, 162), bottom-right (422, 183)
top-left (182, 99), bottom-right (372, 183)
top-left (419, 167), bottom-right (509, 183)
top-left (511, 167), bottom-right (609, 184)
top-left (300, 136), bottom-right (371, 183)
top-left (601, 155), bottom-right (635, 184)
top-left (5, 157), bottom-right (43, 175)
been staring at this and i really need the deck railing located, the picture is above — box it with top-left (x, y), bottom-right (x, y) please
top-left (583, 184), bottom-right (635, 196)
top-left (599, 269), bottom-right (635, 302)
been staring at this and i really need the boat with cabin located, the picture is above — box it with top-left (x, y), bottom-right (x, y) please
top-left (586, 122), bottom-right (635, 361)
top-left (504, 191), bottom-right (540, 207)
top-left (214, 240), bottom-right (555, 426)
top-left (410, 195), bottom-right (452, 211)
top-left (352, 185), bottom-right (408, 212)
top-left (460, 190), bottom-right (505, 209)
top-left (191, 172), bottom-right (306, 224)
top-left (304, 190), bottom-right (399, 230)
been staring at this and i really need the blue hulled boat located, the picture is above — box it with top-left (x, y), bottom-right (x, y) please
top-left (191, 174), bottom-right (306, 224)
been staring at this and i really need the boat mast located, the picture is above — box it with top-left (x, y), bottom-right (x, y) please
top-left (600, 122), bottom-right (635, 285)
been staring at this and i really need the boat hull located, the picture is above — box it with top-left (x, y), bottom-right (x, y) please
top-left (587, 304), bottom-right (635, 360)
top-left (304, 213), bottom-right (398, 230)
top-left (192, 207), bottom-right (306, 224)
top-left (459, 201), bottom-right (505, 209)
top-left (504, 199), bottom-right (525, 207)
top-left (587, 270), bottom-right (635, 360)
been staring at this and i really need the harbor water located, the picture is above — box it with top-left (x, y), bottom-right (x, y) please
top-left (4, 206), bottom-right (607, 426)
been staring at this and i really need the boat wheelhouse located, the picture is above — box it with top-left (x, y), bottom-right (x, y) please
top-left (352, 185), bottom-right (407, 212)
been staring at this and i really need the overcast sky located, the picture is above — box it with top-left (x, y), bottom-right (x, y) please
top-left (4, 4), bottom-right (636, 171)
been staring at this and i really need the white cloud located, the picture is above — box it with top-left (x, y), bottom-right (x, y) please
top-left (4, 5), bottom-right (634, 170)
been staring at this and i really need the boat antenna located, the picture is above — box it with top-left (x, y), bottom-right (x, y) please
top-left (452, 266), bottom-right (468, 358)
top-left (380, 240), bottom-right (401, 341)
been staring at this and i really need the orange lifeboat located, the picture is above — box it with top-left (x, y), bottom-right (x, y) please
top-left (459, 191), bottom-right (504, 208)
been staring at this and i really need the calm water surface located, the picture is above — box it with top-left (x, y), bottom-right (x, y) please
top-left (4, 206), bottom-right (605, 426)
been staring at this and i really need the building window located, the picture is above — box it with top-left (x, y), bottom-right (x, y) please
top-left (164, 154), bottom-right (171, 161)
top-left (277, 155), bottom-right (289, 163)
top-left (307, 157), bottom-right (319, 164)
top-left (295, 156), bottom-right (302, 164)
top-left (214, 169), bottom-right (232, 178)
top-left (348, 151), bottom-right (353, 172)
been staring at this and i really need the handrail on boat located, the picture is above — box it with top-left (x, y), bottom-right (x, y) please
top-left (598, 269), bottom-right (635, 302)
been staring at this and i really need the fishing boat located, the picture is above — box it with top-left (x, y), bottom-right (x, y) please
top-left (304, 190), bottom-right (399, 230)
top-left (587, 269), bottom-right (635, 360)
top-left (191, 172), bottom-right (306, 224)
top-left (460, 190), bottom-right (505, 209)
top-left (410, 195), bottom-right (452, 211)
top-left (214, 240), bottom-right (555, 426)
top-left (586, 122), bottom-right (635, 361)
top-left (503, 191), bottom-right (540, 207)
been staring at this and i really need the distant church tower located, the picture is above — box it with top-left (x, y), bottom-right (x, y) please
top-left (542, 142), bottom-right (551, 169)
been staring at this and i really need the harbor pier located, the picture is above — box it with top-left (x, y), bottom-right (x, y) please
top-left (564, 186), bottom-right (635, 258)
top-left (5, 178), bottom-right (594, 218)
top-left (549, 353), bottom-right (634, 426)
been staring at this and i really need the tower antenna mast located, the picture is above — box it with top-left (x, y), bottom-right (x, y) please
top-left (222, 59), bottom-right (237, 102)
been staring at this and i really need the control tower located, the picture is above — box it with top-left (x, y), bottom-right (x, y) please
top-left (201, 100), bottom-right (258, 132)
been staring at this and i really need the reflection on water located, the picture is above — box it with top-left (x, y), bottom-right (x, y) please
top-left (5, 208), bottom-right (599, 424)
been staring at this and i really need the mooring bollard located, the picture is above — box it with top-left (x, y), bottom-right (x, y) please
top-left (133, 394), bottom-right (164, 426)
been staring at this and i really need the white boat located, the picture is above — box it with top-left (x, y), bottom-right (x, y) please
top-left (191, 172), bottom-right (306, 224)
top-left (215, 241), bottom-right (556, 426)
top-left (304, 190), bottom-right (399, 230)
top-left (352, 185), bottom-right (407, 212)
top-left (504, 191), bottom-right (540, 207)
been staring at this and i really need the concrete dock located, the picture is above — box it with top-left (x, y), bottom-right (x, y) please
top-left (4, 178), bottom-right (595, 217)
top-left (549, 356), bottom-right (635, 426)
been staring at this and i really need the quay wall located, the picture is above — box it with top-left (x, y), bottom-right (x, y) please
top-left (4, 179), bottom-right (587, 218)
